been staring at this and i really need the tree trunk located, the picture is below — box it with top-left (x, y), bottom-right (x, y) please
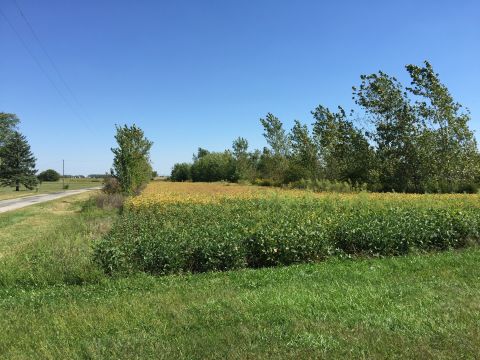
top-left (15, 180), bottom-right (20, 191)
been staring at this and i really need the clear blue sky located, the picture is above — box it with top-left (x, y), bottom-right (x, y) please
top-left (1, 0), bottom-right (479, 175)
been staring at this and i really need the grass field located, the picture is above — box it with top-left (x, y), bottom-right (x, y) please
top-left (1, 186), bottom-right (480, 358)
top-left (0, 178), bottom-right (103, 201)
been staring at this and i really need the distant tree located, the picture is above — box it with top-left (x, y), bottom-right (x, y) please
top-left (191, 151), bottom-right (237, 182)
top-left (193, 147), bottom-right (210, 162)
top-left (260, 113), bottom-right (290, 157)
top-left (0, 131), bottom-right (38, 191)
top-left (312, 105), bottom-right (374, 185)
top-left (38, 169), bottom-right (61, 182)
top-left (259, 113), bottom-right (291, 181)
top-left (151, 170), bottom-right (158, 179)
top-left (170, 163), bottom-right (191, 181)
top-left (111, 124), bottom-right (153, 194)
top-left (289, 120), bottom-right (320, 181)
top-left (232, 137), bottom-right (253, 180)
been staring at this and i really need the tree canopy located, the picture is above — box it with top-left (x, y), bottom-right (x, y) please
top-left (169, 62), bottom-right (478, 193)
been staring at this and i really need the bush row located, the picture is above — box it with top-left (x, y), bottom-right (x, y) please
top-left (94, 196), bottom-right (480, 275)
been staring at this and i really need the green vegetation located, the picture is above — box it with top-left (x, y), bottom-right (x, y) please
top-left (0, 192), bottom-right (115, 287)
top-left (0, 190), bottom-right (479, 357)
top-left (170, 162), bottom-right (192, 181)
top-left (111, 124), bottom-right (153, 195)
top-left (95, 192), bottom-right (480, 276)
top-left (0, 112), bottom-right (20, 146)
top-left (37, 169), bottom-right (61, 182)
top-left (0, 178), bottom-right (102, 201)
top-left (0, 131), bottom-right (38, 191)
top-left (171, 61), bottom-right (480, 193)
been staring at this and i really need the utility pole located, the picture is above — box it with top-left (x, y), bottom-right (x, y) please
top-left (62, 159), bottom-right (65, 190)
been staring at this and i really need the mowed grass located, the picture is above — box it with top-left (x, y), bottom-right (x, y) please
top-left (0, 178), bottom-right (103, 201)
top-left (0, 191), bottom-right (479, 358)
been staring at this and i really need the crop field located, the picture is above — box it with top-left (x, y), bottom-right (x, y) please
top-left (95, 182), bottom-right (480, 276)
top-left (2, 186), bottom-right (480, 358)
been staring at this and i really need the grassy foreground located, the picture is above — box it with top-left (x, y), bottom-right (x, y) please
top-left (0, 178), bottom-right (102, 201)
top-left (0, 193), bottom-right (479, 358)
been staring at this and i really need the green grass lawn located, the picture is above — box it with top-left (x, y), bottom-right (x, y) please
top-left (0, 178), bottom-right (103, 201)
top-left (0, 194), bottom-right (479, 359)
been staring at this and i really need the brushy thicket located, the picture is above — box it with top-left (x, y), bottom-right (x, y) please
top-left (94, 189), bottom-right (480, 276)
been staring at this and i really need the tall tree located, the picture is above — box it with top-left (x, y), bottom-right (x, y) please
top-left (260, 113), bottom-right (290, 157)
top-left (0, 131), bottom-right (38, 191)
top-left (353, 72), bottom-right (422, 192)
top-left (260, 113), bottom-right (291, 181)
top-left (406, 61), bottom-right (479, 192)
top-left (111, 124), bottom-right (153, 194)
top-left (232, 137), bottom-right (252, 180)
top-left (289, 120), bottom-right (320, 181)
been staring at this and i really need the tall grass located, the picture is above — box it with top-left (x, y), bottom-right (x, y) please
top-left (0, 194), bottom-right (115, 287)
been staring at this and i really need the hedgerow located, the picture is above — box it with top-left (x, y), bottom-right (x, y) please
top-left (94, 188), bottom-right (480, 276)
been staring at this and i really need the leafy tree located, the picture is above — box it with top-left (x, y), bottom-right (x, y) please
top-left (353, 72), bottom-right (422, 192)
top-left (38, 169), bottom-right (61, 182)
top-left (0, 113), bottom-right (20, 168)
top-left (193, 147), bottom-right (210, 162)
top-left (0, 131), bottom-right (38, 191)
top-left (312, 106), bottom-right (374, 185)
top-left (0, 112), bottom-right (19, 146)
top-left (232, 137), bottom-right (254, 180)
top-left (171, 163), bottom-right (192, 181)
top-left (406, 61), bottom-right (479, 192)
top-left (260, 113), bottom-right (290, 157)
top-left (289, 120), bottom-right (320, 180)
top-left (259, 113), bottom-right (291, 181)
top-left (191, 151), bottom-right (237, 182)
top-left (111, 124), bottom-right (153, 194)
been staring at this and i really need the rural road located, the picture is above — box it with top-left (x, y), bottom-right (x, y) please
top-left (0, 187), bottom-right (101, 214)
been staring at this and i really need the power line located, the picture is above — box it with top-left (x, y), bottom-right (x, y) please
top-left (0, 5), bottom-right (95, 135)
top-left (11, 0), bottom-right (95, 127)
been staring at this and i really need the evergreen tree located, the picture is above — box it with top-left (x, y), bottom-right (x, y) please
top-left (0, 131), bottom-right (38, 191)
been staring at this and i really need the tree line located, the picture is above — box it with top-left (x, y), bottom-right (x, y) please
top-left (171, 62), bottom-right (480, 193)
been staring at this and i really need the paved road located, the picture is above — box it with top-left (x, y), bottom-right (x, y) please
top-left (0, 187), bottom-right (101, 214)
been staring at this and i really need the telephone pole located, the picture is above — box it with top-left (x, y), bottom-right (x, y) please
top-left (62, 159), bottom-right (65, 189)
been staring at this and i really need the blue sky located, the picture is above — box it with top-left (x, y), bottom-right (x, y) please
top-left (1, 0), bottom-right (479, 175)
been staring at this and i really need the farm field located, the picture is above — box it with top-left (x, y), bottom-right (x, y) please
top-left (96, 181), bottom-right (480, 276)
top-left (0, 178), bottom-right (103, 201)
top-left (0, 189), bottom-right (479, 358)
